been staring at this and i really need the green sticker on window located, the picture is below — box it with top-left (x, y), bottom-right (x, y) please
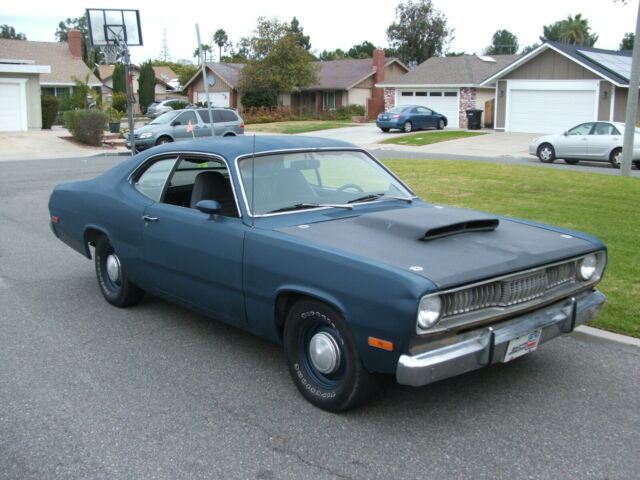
top-left (197, 162), bottom-right (208, 168)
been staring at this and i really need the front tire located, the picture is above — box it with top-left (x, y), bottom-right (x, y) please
top-left (380, 127), bottom-right (390, 132)
top-left (94, 236), bottom-right (144, 307)
top-left (283, 299), bottom-right (377, 412)
top-left (537, 143), bottom-right (556, 163)
top-left (156, 136), bottom-right (173, 146)
top-left (402, 121), bottom-right (413, 133)
top-left (610, 148), bottom-right (622, 168)
top-left (437, 119), bottom-right (445, 130)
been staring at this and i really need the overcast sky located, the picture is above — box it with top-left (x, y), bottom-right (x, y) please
top-left (2, 0), bottom-right (638, 64)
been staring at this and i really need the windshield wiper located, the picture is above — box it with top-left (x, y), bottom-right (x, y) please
top-left (267, 203), bottom-right (353, 214)
top-left (348, 193), bottom-right (413, 204)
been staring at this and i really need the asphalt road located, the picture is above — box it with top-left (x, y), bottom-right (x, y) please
top-left (1, 155), bottom-right (639, 480)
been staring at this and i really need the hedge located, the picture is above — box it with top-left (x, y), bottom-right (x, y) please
top-left (63, 110), bottom-right (107, 146)
top-left (41, 95), bottom-right (60, 129)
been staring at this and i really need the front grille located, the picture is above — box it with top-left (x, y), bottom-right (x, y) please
top-left (441, 261), bottom-right (577, 317)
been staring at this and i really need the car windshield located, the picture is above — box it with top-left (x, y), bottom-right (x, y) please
top-left (149, 110), bottom-right (180, 125)
top-left (238, 150), bottom-right (412, 215)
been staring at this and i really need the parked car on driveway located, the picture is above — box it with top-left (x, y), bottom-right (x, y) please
top-left (126, 108), bottom-right (245, 150)
top-left (529, 121), bottom-right (640, 168)
top-left (376, 105), bottom-right (447, 133)
top-left (48, 135), bottom-right (607, 412)
top-left (146, 98), bottom-right (194, 119)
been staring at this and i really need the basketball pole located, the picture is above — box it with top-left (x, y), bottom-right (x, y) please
top-left (122, 43), bottom-right (137, 155)
top-left (196, 24), bottom-right (215, 138)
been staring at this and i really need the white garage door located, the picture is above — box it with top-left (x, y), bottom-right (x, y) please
top-left (508, 88), bottom-right (597, 134)
top-left (397, 90), bottom-right (459, 128)
top-left (196, 91), bottom-right (230, 107)
top-left (0, 82), bottom-right (25, 132)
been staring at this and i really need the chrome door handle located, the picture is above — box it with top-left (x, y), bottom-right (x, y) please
top-left (143, 215), bottom-right (159, 222)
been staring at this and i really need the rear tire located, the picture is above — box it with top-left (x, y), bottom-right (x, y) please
top-left (537, 143), bottom-right (556, 163)
top-left (156, 136), bottom-right (173, 146)
top-left (402, 121), bottom-right (413, 133)
top-left (94, 236), bottom-right (144, 308)
top-left (283, 299), bottom-right (378, 412)
top-left (380, 128), bottom-right (390, 132)
top-left (610, 148), bottom-right (622, 168)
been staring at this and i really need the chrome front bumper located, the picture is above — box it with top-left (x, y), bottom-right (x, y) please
top-left (396, 290), bottom-right (605, 387)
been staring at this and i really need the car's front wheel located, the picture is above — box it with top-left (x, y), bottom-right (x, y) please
top-left (437, 119), bottom-right (445, 130)
top-left (94, 236), bottom-right (144, 307)
top-left (633, 160), bottom-right (640, 169)
top-left (537, 143), bottom-right (556, 163)
top-left (402, 121), bottom-right (413, 133)
top-left (380, 128), bottom-right (390, 132)
top-left (283, 299), bottom-right (378, 412)
top-left (156, 136), bottom-right (173, 146)
top-left (610, 148), bottom-right (622, 168)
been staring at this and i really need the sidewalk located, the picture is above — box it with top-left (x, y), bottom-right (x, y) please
top-left (0, 126), bottom-right (128, 162)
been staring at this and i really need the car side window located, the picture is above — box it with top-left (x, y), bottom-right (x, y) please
top-left (174, 111), bottom-right (197, 126)
top-left (594, 123), bottom-right (619, 135)
top-left (417, 107), bottom-right (432, 114)
top-left (134, 158), bottom-right (177, 201)
top-left (568, 123), bottom-right (594, 135)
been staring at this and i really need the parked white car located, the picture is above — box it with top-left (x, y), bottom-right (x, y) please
top-left (529, 121), bottom-right (640, 169)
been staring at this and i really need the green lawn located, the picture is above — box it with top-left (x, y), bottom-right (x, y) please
top-left (381, 159), bottom-right (640, 338)
top-left (245, 121), bottom-right (355, 134)
top-left (381, 130), bottom-right (487, 146)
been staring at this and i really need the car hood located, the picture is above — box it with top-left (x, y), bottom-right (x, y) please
top-left (275, 204), bottom-right (598, 289)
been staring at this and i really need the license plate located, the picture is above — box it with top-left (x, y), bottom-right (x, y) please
top-left (503, 329), bottom-right (542, 362)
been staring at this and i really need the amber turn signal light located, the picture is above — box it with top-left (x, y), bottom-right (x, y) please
top-left (368, 337), bottom-right (394, 351)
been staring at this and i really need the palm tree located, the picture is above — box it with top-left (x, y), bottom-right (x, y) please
top-left (193, 44), bottom-right (212, 64)
top-left (558, 14), bottom-right (598, 46)
top-left (213, 29), bottom-right (229, 61)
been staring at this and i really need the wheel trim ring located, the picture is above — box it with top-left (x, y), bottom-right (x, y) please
top-left (106, 254), bottom-right (121, 284)
top-left (309, 332), bottom-right (341, 375)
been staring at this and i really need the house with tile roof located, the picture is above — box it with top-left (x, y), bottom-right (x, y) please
top-left (377, 54), bottom-right (520, 129)
top-left (183, 50), bottom-right (408, 118)
top-left (0, 31), bottom-right (100, 131)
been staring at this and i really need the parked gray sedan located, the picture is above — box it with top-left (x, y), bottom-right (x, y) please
top-left (126, 108), bottom-right (245, 150)
top-left (529, 121), bottom-right (640, 168)
top-left (146, 98), bottom-right (194, 119)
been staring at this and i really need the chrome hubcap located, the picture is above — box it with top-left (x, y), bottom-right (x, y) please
top-left (106, 254), bottom-right (121, 284)
top-left (309, 332), bottom-right (341, 374)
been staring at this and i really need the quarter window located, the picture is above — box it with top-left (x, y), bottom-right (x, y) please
top-left (134, 158), bottom-right (177, 201)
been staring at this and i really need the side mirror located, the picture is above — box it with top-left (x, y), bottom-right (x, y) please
top-left (195, 199), bottom-right (221, 216)
top-left (563, 131), bottom-right (568, 136)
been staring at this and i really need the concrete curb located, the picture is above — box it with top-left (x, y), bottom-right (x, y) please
top-left (573, 325), bottom-right (640, 354)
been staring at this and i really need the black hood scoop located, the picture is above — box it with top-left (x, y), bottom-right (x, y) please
top-left (422, 218), bottom-right (499, 241)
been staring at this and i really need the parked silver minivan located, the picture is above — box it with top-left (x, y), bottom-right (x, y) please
top-left (126, 108), bottom-right (245, 150)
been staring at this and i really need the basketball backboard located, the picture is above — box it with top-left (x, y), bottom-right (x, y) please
top-left (86, 9), bottom-right (143, 47)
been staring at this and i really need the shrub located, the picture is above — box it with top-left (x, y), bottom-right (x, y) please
top-left (322, 104), bottom-right (366, 120)
top-left (241, 106), bottom-right (296, 124)
top-left (41, 95), bottom-right (60, 129)
top-left (63, 110), bottom-right (107, 146)
top-left (111, 92), bottom-right (128, 113)
top-left (105, 107), bottom-right (121, 123)
top-left (169, 100), bottom-right (191, 110)
top-left (241, 91), bottom-right (278, 108)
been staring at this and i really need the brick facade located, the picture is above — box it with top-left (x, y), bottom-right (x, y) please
top-left (384, 88), bottom-right (395, 111)
top-left (458, 87), bottom-right (476, 129)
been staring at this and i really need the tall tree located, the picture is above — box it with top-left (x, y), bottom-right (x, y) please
top-left (160, 28), bottom-right (170, 61)
top-left (620, 32), bottom-right (635, 50)
top-left (193, 44), bottom-right (212, 63)
top-left (111, 63), bottom-right (126, 94)
top-left (541, 14), bottom-right (598, 46)
top-left (213, 29), bottom-right (229, 61)
top-left (1, 24), bottom-right (26, 40)
top-left (137, 60), bottom-right (156, 113)
top-left (347, 41), bottom-right (377, 58)
top-left (386, 0), bottom-right (452, 67)
top-left (318, 49), bottom-right (347, 61)
top-left (288, 17), bottom-right (311, 51)
top-left (485, 29), bottom-right (518, 55)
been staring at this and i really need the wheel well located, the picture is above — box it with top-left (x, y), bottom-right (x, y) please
top-left (223, 132), bottom-right (236, 137)
top-left (156, 135), bottom-right (173, 143)
top-left (274, 291), bottom-right (343, 340)
top-left (84, 228), bottom-right (106, 258)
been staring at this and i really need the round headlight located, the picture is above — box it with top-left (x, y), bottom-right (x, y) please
top-left (417, 295), bottom-right (442, 330)
top-left (579, 254), bottom-right (597, 281)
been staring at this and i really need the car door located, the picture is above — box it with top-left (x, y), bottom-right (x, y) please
top-left (170, 110), bottom-right (199, 141)
top-left (409, 107), bottom-right (424, 129)
top-left (587, 122), bottom-right (621, 160)
top-left (556, 122), bottom-right (594, 157)
top-left (140, 154), bottom-right (246, 327)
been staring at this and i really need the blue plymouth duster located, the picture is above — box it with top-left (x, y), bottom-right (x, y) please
top-left (48, 136), bottom-right (607, 411)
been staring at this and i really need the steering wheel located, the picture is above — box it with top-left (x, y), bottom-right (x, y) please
top-left (336, 183), bottom-right (364, 193)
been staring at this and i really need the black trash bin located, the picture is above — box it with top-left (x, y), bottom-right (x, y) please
top-left (465, 109), bottom-right (483, 130)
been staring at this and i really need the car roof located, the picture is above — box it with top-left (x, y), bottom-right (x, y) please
top-left (141, 135), bottom-right (359, 160)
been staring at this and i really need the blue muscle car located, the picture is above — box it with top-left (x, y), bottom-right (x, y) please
top-left (48, 136), bottom-right (607, 412)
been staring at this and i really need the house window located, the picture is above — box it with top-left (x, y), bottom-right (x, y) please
top-left (41, 87), bottom-right (71, 98)
top-left (401, 91), bottom-right (414, 96)
top-left (444, 91), bottom-right (457, 97)
top-left (429, 91), bottom-right (442, 96)
top-left (323, 91), bottom-right (336, 110)
top-left (415, 92), bottom-right (427, 97)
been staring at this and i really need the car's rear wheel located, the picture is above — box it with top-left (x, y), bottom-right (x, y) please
top-left (437, 119), bottom-right (445, 130)
top-left (565, 159), bottom-right (579, 165)
top-left (402, 121), bottom-right (413, 133)
top-left (633, 160), bottom-right (640, 169)
top-left (610, 148), bottom-right (622, 168)
top-left (156, 136), bottom-right (173, 146)
top-left (537, 143), bottom-right (556, 163)
top-left (380, 128), bottom-right (390, 132)
top-left (94, 236), bottom-right (144, 308)
top-left (283, 299), bottom-right (378, 412)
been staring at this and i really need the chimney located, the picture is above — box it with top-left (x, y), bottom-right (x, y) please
top-left (368, 49), bottom-right (386, 120)
top-left (68, 30), bottom-right (82, 59)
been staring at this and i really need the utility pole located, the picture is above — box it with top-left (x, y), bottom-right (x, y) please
top-left (196, 24), bottom-right (215, 138)
top-left (621, 2), bottom-right (640, 176)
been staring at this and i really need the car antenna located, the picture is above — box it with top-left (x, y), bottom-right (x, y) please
top-left (251, 134), bottom-right (256, 229)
